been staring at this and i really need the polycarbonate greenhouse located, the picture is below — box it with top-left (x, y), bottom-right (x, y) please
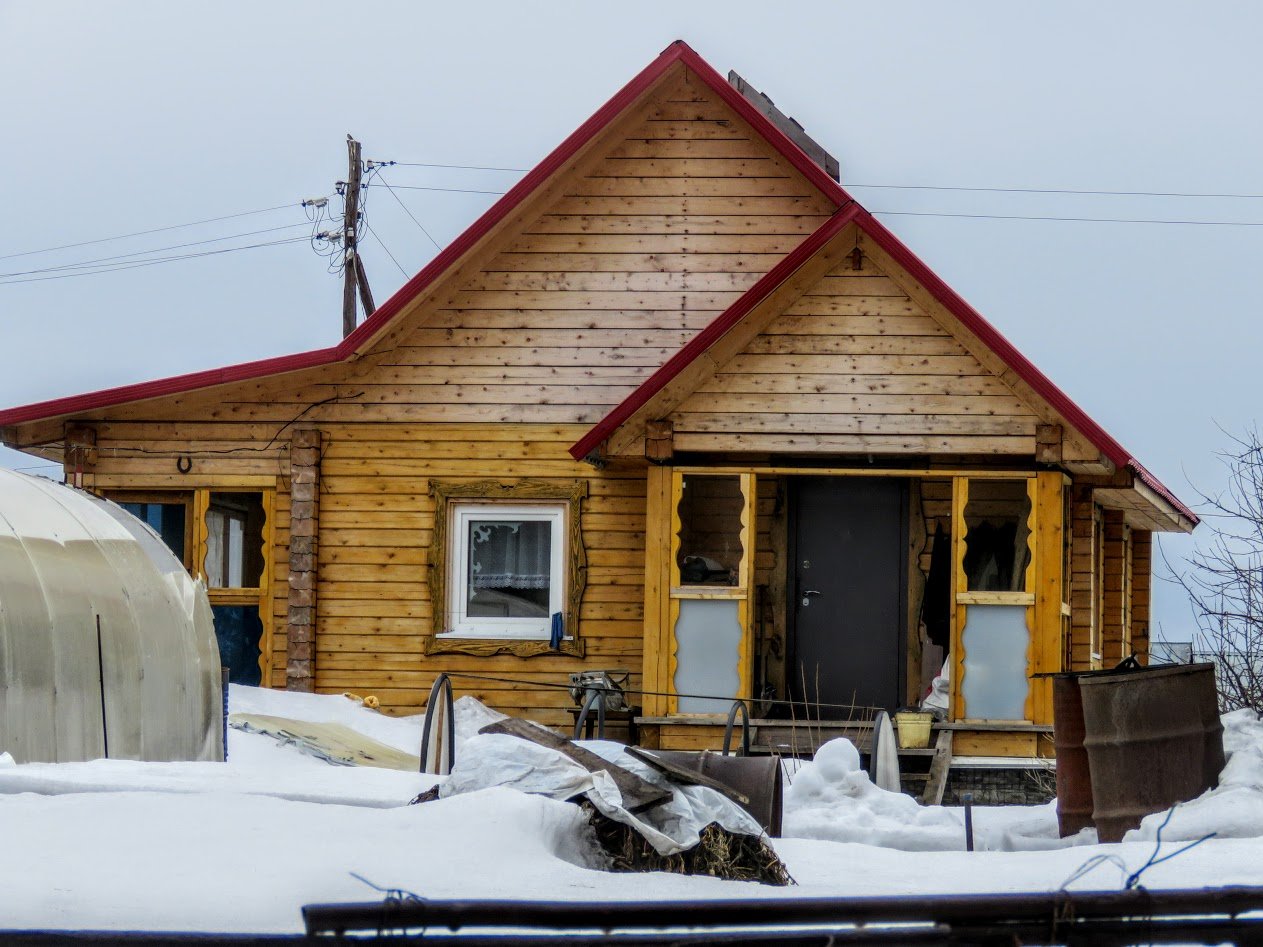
top-left (0, 470), bottom-right (223, 763)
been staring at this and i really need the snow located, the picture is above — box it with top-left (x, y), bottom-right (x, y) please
top-left (2, 688), bottom-right (1262, 934)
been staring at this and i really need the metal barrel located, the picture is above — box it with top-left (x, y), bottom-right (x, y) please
top-left (1078, 662), bottom-right (1224, 843)
top-left (651, 750), bottom-right (783, 836)
top-left (1052, 673), bottom-right (1093, 837)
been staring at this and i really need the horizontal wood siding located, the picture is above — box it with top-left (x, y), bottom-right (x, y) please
top-left (85, 422), bottom-right (647, 726)
top-left (669, 257), bottom-right (1042, 455)
top-left (381, 70), bottom-right (833, 422)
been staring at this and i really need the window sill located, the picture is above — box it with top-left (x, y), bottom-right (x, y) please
top-left (423, 636), bottom-right (585, 658)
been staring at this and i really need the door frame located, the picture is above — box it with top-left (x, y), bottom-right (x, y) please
top-left (786, 476), bottom-right (910, 715)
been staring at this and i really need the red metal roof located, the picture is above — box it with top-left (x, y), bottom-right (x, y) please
top-left (0, 41), bottom-right (753, 428)
top-left (0, 41), bottom-right (1194, 527)
top-left (565, 202), bottom-right (1198, 526)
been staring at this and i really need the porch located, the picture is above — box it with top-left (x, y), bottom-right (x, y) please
top-left (639, 464), bottom-right (1071, 758)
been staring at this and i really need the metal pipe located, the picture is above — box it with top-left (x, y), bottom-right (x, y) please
top-left (303, 886), bottom-right (1263, 938)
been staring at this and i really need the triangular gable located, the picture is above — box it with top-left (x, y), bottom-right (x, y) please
top-left (569, 205), bottom-right (1197, 528)
top-left (0, 40), bottom-right (850, 430)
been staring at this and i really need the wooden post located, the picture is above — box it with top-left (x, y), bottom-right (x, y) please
top-left (1131, 531), bottom-right (1152, 664)
top-left (641, 465), bottom-right (672, 716)
top-left (342, 136), bottom-right (364, 337)
top-left (1100, 510), bottom-right (1128, 666)
top-left (1031, 471), bottom-right (1067, 725)
top-left (286, 428), bottom-right (322, 692)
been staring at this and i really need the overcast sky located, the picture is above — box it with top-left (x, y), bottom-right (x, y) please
top-left (3, 1), bottom-right (1260, 641)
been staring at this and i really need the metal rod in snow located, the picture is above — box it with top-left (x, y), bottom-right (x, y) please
top-left (96, 614), bottom-right (109, 759)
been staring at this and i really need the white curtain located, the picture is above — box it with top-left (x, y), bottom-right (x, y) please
top-left (469, 521), bottom-right (551, 589)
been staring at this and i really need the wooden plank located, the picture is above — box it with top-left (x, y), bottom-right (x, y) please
top-left (526, 214), bottom-right (825, 236)
top-left (479, 718), bottom-right (670, 812)
top-left (953, 731), bottom-right (1036, 758)
top-left (670, 433), bottom-right (1035, 455)
top-left (920, 730), bottom-right (954, 805)
top-left (625, 747), bottom-right (750, 805)
top-left (672, 413), bottom-right (1035, 437)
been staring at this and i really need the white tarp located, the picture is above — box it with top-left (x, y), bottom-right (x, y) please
top-left (440, 730), bottom-right (765, 855)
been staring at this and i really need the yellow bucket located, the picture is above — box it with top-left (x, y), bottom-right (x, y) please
top-left (894, 711), bottom-right (932, 749)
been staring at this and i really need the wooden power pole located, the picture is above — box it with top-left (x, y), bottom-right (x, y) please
top-left (341, 135), bottom-right (375, 337)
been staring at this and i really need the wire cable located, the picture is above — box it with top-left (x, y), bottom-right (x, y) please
top-left (851, 182), bottom-right (1263, 200)
top-left (0, 203), bottom-right (299, 262)
top-left (375, 172), bottom-right (442, 251)
top-left (388, 161), bottom-right (528, 173)
top-left (364, 221), bottom-right (410, 278)
top-left (0, 222), bottom-right (313, 279)
top-left (0, 236), bottom-right (312, 285)
top-left (871, 209), bottom-right (1263, 227)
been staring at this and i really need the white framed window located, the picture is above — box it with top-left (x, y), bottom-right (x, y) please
top-left (441, 503), bottom-right (566, 640)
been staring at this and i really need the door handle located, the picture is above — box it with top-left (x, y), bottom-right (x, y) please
top-left (801, 589), bottom-right (822, 607)
top-left (803, 590), bottom-right (822, 596)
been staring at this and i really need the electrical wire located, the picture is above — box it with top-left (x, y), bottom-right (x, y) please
top-left (0, 223), bottom-right (313, 279)
top-left (388, 161), bottom-right (527, 173)
top-left (0, 203), bottom-right (300, 262)
top-left (364, 221), bottom-right (410, 278)
top-left (871, 210), bottom-right (1263, 227)
top-left (381, 162), bottom-right (1263, 200)
top-left (0, 236), bottom-right (312, 285)
top-left (375, 172), bottom-right (442, 251)
top-left (850, 182), bottom-right (1263, 200)
top-left (362, 182), bottom-right (508, 196)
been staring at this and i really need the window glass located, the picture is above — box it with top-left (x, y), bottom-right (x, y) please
top-left (206, 493), bottom-right (265, 588)
top-left (676, 474), bottom-right (743, 586)
top-left (963, 479), bottom-right (1031, 592)
top-left (211, 604), bottom-right (263, 686)
top-left (119, 501), bottom-right (187, 564)
top-left (466, 519), bottom-right (552, 618)
top-left (446, 503), bottom-right (564, 638)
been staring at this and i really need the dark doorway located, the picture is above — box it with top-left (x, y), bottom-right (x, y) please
top-left (788, 477), bottom-right (908, 714)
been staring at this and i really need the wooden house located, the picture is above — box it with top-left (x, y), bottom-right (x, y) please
top-left (0, 41), bottom-right (1196, 762)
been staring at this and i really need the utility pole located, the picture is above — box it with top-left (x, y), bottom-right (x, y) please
top-left (341, 135), bottom-right (375, 337)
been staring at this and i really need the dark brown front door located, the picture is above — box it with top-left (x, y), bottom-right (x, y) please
top-left (788, 477), bottom-right (908, 714)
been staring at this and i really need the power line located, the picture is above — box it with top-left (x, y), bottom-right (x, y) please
top-left (387, 161), bottom-right (528, 173)
top-left (0, 223), bottom-right (313, 279)
top-left (382, 162), bottom-right (1263, 200)
top-left (871, 209), bottom-right (1263, 227)
top-left (0, 203), bottom-right (301, 262)
top-left (850, 182), bottom-right (1263, 200)
top-left (362, 182), bottom-right (508, 196)
top-left (364, 221), bottom-right (410, 279)
top-left (0, 236), bottom-right (312, 285)
top-left (375, 172), bottom-right (442, 251)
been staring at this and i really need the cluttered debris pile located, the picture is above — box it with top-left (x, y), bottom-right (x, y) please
top-left (418, 710), bottom-right (791, 885)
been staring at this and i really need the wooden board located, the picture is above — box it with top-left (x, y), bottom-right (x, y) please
top-left (480, 718), bottom-right (670, 812)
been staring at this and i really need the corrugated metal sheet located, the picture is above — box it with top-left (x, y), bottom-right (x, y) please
top-left (0, 471), bottom-right (222, 762)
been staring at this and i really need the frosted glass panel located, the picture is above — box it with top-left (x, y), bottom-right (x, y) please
top-left (674, 599), bottom-right (741, 713)
top-left (961, 604), bottom-right (1030, 720)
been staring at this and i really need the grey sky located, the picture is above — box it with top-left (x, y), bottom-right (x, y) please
top-left (3, 1), bottom-right (1261, 641)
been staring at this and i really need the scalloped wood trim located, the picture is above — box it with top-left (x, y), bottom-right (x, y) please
top-left (423, 636), bottom-right (585, 658)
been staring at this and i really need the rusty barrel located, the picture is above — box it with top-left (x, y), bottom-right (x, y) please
top-left (1078, 662), bottom-right (1224, 843)
top-left (1052, 673), bottom-right (1094, 837)
top-left (652, 750), bottom-right (783, 836)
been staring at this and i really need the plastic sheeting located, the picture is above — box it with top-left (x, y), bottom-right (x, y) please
top-left (0, 471), bottom-right (223, 763)
top-left (440, 731), bottom-right (765, 856)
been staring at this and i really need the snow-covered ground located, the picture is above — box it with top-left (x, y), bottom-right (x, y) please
top-left (2, 687), bottom-right (1261, 934)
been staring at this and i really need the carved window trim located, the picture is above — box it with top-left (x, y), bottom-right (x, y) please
top-left (425, 479), bottom-right (587, 658)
